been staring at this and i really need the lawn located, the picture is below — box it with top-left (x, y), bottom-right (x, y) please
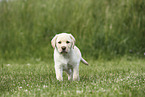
top-left (0, 57), bottom-right (144, 97)
top-left (0, 0), bottom-right (144, 96)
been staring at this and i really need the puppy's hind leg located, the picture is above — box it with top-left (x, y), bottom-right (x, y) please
top-left (65, 69), bottom-right (72, 81)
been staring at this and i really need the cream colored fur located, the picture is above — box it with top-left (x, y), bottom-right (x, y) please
top-left (51, 33), bottom-right (89, 81)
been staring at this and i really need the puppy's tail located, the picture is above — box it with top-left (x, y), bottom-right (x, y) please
top-left (81, 58), bottom-right (89, 65)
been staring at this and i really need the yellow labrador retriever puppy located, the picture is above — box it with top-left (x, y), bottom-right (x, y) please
top-left (51, 33), bottom-right (89, 81)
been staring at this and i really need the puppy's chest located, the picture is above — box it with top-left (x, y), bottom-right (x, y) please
top-left (60, 57), bottom-right (73, 65)
top-left (59, 56), bottom-right (74, 67)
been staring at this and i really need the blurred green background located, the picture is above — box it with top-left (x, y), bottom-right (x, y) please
top-left (0, 0), bottom-right (144, 61)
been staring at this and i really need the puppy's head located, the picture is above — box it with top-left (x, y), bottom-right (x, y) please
top-left (51, 33), bottom-right (75, 54)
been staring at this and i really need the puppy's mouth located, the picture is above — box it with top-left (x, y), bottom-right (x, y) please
top-left (60, 50), bottom-right (67, 54)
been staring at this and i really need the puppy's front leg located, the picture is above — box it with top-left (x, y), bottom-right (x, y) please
top-left (55, 64), bottom-right (63, 81)
top-left (73, 64), bottom-right (80, 81)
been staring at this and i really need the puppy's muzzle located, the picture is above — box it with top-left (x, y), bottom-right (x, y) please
top-left (61, 46), bottom-right (67, 53)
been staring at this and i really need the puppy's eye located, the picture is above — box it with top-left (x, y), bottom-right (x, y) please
top-left (58, 41), bottom-right (61, 44)
top-left (66, 41), bottom-right (70, 44)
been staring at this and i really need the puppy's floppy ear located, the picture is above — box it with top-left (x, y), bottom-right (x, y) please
top-left (51, 34), bottom-right (58, 49)
top-left (69, 34), bottom-right (76, 49)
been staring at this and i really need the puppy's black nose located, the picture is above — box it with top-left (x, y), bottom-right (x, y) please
top-left (61, 46), bottom-right (66, 50)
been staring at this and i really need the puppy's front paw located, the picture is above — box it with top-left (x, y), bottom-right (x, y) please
top-left (56, 76), bottom-right (63, 81)
top-left (73, 76), bottom-right (80, 81)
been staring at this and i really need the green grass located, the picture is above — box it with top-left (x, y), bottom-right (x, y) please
top-left (0, 0), bottom-right (144, 96)
top-left (0, 57), bottom-right (145, 97)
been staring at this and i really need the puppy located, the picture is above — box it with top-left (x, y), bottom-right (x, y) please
top-left (51, 33), bottom-right (89, 81)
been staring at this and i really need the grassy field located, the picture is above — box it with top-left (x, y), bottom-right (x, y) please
top-left (0, 57), bottom-right (145, 97)
top-left (0, 0), bottom-right (145, 96)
